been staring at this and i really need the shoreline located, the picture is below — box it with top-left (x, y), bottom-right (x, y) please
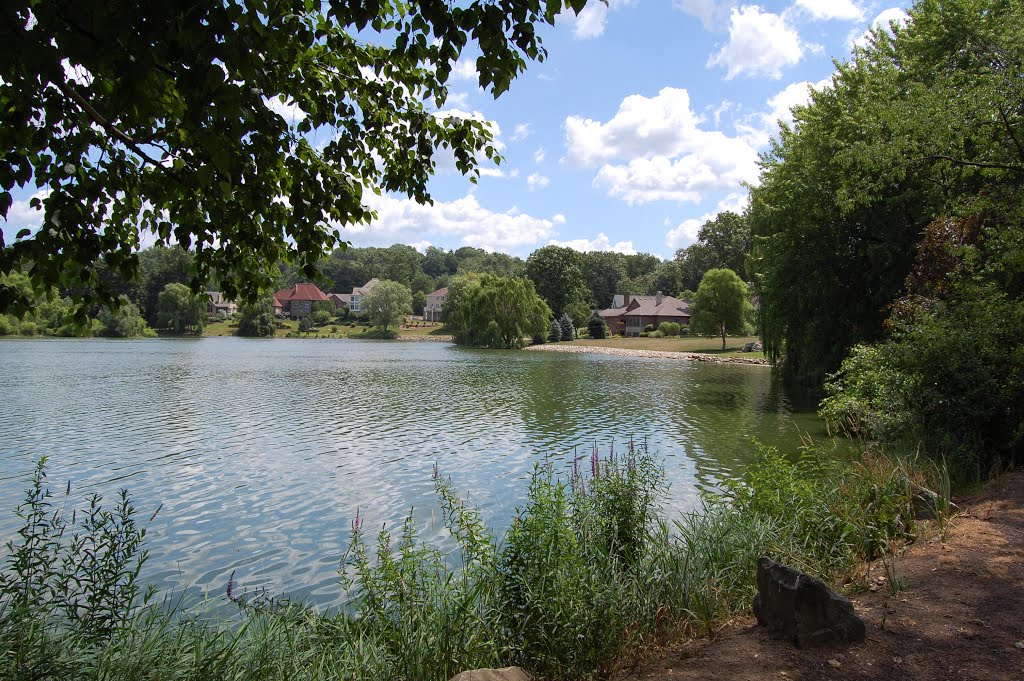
top-left (524, 342), bottom-right (770, 365)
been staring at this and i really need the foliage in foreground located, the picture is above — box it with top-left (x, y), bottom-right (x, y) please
top-left (1, 446), bottom-right (927, 681)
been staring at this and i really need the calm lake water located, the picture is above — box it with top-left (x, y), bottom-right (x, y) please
top-left (0, 338), bottom-right (839, 609)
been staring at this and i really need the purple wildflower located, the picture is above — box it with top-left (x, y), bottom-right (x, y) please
top-left (226, 570), bottom-right (236, 601)
top-left (591, 445), bottom-right (600, 479)
top-left (352, 507), bottom-right (363, 532)
top-left (433, 462), bottom-right (439, 480)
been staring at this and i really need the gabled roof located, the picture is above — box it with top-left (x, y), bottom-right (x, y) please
top-left (329, 292), bottom-right (352, 303)
top-left (275, 283), bottom-right (330, 303)
top-left (352, 278), bottom-right (380, 296)
top-left (427, 287), bottom-right (448, 297)
top-left (622, 295), bottom-right (691, 318)
top-left (598, 294), bottom-right (691, 319)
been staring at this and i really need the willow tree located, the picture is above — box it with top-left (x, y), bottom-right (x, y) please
top-left (1, 0), bottom-right (593, 320)
top-left (748, 0), bottom-right (1024, 387)
top-left (445, 273), bottom-right (551, 349)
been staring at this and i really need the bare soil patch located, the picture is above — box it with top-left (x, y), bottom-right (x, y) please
top-left (619, 470), bottom-right (1024, 681)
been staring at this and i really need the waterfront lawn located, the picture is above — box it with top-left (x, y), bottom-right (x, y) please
top-left (203, 319), bottom-right (380, 338)
top-left (566, 334), bottom-right (764, 357)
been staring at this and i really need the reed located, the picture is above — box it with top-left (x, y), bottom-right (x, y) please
top-left (1, 444), bottom-right (926, 681)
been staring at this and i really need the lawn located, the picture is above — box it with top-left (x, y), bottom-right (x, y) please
top-left (203, 318), bottom-right (378, 338)
top-left (565, 335), bottom-right (765, 358)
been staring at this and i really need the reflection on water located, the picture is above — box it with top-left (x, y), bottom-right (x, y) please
top-left (0, 338), bottom-right (841, 608)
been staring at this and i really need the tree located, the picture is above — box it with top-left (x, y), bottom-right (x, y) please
top-left (690, 269), bottom-right (754, 350)
top-left (580, 251), bottom-right (626, 309)
top-left (525, 245), bottom-right (589, 318)
top-left (587, 316), bottom-right (608, 339)
top-left (1, 1), bottom-right (594, 319)
top-left (548, 318), bottom-right (563, 343)
top-left (156, 282), bottom-right (205, 334)
top-left (748, 0), bottom-right (1024, 386)
top-left (696, 212), bottom-right (750, 278)
top-left (97, 298), bottom-right (153, 337)
top-left (237, 297), bottom-right (276, 337)
top-left (559, 312), bottom-right (575, 341)
top-left (445, 273), bottom-right (551, 349)
top-left (363, 280), bottom-right (412, 332)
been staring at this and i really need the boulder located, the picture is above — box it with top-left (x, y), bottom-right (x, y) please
top-left (912, 485), bottom-right (940, 519)
top-left (448, 668), bottom-right (532, 681)
top-left (740, 341), bottom-right (764, 352)
top-left (752, 556), bottom-right (866, 648)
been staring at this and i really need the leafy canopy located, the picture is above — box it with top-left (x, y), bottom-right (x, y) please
top-left (1, 0), bottom-right (593, 320)
top-left (363, 280), bottom-right (412, 331)
top-left (445, 273), bottom-right (550, 349)
top-left (690, 268), bottom-right (753, 350)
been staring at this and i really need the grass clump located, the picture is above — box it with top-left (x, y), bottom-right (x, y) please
top-left (1, 444), bottom-right (930, 681)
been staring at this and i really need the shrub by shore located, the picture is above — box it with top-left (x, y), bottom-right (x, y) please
top-left (1, 446), bottom-right (935, 681)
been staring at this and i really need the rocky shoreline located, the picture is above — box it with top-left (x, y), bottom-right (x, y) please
top-left (523, 343), bottom-right (770, 365)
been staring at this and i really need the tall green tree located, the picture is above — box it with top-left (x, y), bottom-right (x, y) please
top-left (525, 245), bottom-right (589, 318)
top-left (580, 251), bottom-right (626, 309)
top-left (156, 282), bottom-right (205, 334)
top-left (1, 0), bottom-right (594, 319)
top-left (690, 269), bottom-right (753, 350)
top-left (445, 273), bottom-right (550, 349)
top-left (363, 280), bottom-right (412, 332)
top-left (236, 297), bottom-right (276, 337)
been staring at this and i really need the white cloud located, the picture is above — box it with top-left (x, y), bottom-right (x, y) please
top-left (347, 192), bottom-right (562, 252)
top-left (594, 140), bottom-right (759, 205)
top-left (549, 232), bottom-right (636, 255)
top-left (264, 96), bottom-right (307, 123)
top-left (451, 59), bottom-right (478, 82)
top-left (3, 189), bottom-right (51, 242)
top-left (673, 0), bottom-right (736, 30)
top-left (527, 172), bottom-right (550, 190)
top-left (716, 191), bottom-right (749, 214)
top-left (511, 123), bottom-right (532, 142)
top-left (851, 8), bottom-right (911, 49)
top-left (445, 92), bottom-right (470, 109)
top-left (563, 87), bottom-right (761, 206)
top-left (666, 216), bottom-right (708, 250)
top-left (764, 77), bottom-right (831, 128)
top-left (534, 147), bottom-right (546, 163)
top-left (794, 0), bottom-right (863, 22)
top-left (560, 0), bottom-right (635, 40)
top-left (707, 5), bottom-right (804, 79)
top-left (410, 240), bottom-right (433, 253)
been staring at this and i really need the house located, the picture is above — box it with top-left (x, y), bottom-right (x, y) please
top-left (206, 291), bottom-right (238, 319)
top-left (329, 292), bottom-right (352, 310)
top-left (423, 287), bottom-right (448, 322)
top-left (347, 278), bottom-right (379, 313)
top-left (274, 282), bottom-right (331, 319)
top-left (597, 292), bottom-right (691, 336)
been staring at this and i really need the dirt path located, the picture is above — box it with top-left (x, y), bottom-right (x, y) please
top-left (620, 470), bottom-right (1024, 681)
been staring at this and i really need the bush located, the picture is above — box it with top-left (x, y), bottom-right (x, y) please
top-left (644, 324), bottom-right (655, 332)
top-left (647, 330), bottom-right (664, 338)
top-left (312, 310), bottom-right (332, 326)
top-left (587, 316), bottom-right (608, 339)
top-left (658, 321), bottom-right (680, 337)
top-left (298, 316), bottom-right (314, 332)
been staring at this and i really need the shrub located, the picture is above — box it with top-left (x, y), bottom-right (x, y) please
top-left (312, 310), bottom-right (332, 326)
top-left (658, 321), bottom-right (680, 337)
top-left (647, 330), bottom-right (664, 338)
top-left (644, 324), bottom-right (655, 332)
top-left (298, 316), bottom-right (314, 332)
top-left (548, 319), bottom-right (561, 343)
top-left (587, 316), bottom-right (608, 339)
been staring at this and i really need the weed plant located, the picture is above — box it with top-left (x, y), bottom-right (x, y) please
top-left (2, 444), bottom-right (925, 681)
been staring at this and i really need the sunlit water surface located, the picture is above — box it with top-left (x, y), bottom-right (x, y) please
top-left (0, 338), bottom-right (841, 609)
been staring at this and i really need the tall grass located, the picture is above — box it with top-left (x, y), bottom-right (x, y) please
top-left (1, 444), bottom-right (928, 681)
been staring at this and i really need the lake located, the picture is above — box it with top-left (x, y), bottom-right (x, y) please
top-left (0, 337), bottom-right (839, 609)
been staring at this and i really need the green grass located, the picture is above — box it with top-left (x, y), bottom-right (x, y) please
top-left (565, 335), bottom-right (764, 357)
top-left (0, 445), bottom-right (936, 681)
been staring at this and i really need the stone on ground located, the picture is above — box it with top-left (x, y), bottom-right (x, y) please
top-left (752, 556), bottom-right (866, 648)
top-left (448, 667), bottom-right (532, 681)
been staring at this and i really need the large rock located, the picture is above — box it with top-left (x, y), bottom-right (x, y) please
top-left (752, 556), bottom-right (866, 648)
top-left (448, 668), bottom-right (532, 681)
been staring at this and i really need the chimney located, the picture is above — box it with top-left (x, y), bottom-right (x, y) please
top-left (656, 291), bottom-right (663, 305)
top-left (623, 293), bottom-right (631, 306)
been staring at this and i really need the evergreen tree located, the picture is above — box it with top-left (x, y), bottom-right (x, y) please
top-left (548, 319), bottom-right (562, 343)
top-left (559, 313), bottom-right (575, 341)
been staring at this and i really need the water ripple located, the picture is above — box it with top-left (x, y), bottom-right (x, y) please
top-left (0, 337), bottom-right (844, 610)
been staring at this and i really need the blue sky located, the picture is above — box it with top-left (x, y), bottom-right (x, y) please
top-left (5, 1), bottom-right (911, 261)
